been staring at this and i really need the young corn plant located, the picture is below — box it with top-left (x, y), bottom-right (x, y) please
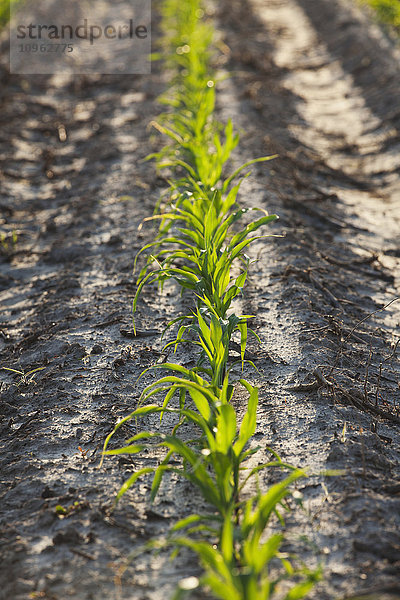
top-left (133, 183), bottom-right (277, 373)
top-left (170, 471), bottom-right (321, 600)
top-left (103, 395), bottom-right (320, 600)
top-left (152, 0), bottom-right (217, 176)
top-left (149, 0), bottom-right (277, 202)
top-left (134, 187), bottom-right (277, 311)
top-left (103, 374), bottom-right (286, 525)
top-left (102, 359), bottom-right (321, 598)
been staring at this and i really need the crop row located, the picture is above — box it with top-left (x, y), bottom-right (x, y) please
top-left (102, 2), bottom-right (320, 599)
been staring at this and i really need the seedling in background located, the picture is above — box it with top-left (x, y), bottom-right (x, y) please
top-left (55, 500), bottom-right (90, 518)
top-left (0, 230), bottom-right (18, 254)
top-left (1, 365), bottom-right (45, 387)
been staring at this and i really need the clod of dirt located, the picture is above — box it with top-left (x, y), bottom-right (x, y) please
top-left (62, 342), bottom-right (87, 359)
top-left (91, 344), bottom-right (104, 354)
top-left (53, 526), bottom-right (84, 546)
top-left (41, 486), bottom-right (57, 499)
top-left (106, 234), bottom-right (122, 246)
top-left (0, 401), bottom-right (18, 416)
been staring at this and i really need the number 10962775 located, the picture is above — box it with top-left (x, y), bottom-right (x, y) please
top-left (18, 43), bottom-right (74, 53)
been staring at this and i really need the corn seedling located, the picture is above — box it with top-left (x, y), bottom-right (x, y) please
top-left (133, 184), bottom-right (277, 380)
top-left (0, 230), bottom-right (18, 254)
top-left (1, 365), bottom-right (45, 387)
top-left (134, 193), bottom-right (277, 314)
top-left (104, 376), bottom-right (264, 516)
top-left (170, 472), bottom-right (321, 600)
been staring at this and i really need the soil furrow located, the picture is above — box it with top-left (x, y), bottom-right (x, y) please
top-left (0, 64), bottom-right (205, 599)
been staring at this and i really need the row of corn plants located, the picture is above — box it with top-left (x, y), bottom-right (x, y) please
top-left (102, 1), bottom-right (321, 598)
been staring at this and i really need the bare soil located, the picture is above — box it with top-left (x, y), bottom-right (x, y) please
top-left (1, 1), bottom-right (399, 599)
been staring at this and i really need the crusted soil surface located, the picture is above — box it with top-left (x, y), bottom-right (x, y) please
top-left (1, 1), bottom-right (400, 599)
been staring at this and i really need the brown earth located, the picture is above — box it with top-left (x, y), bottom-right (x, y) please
top-left (0, 1), bottom-right (399, 599)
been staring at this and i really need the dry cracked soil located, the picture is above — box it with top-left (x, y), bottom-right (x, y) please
top-left (0, 1), bottom-right (400, 599)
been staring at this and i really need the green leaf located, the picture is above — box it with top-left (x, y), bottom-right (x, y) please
top-left (116, 468), bottom-right (154, 502)
top-left (237, 321), bottom-right (247, 366)
top-left (188, 386), bottom-right (211, 421)
top-left (103, 444), bottom-right (145, 456)
top-left (223, 155), bottom-right (278, 192)
top-left (220, 513), bottom-right (234, 563)
top-left (171, 514), bottom-right (204, 532)
top-left (228, 215), bottom-right (278, 251)
top-left (215, 404), bottom-right (237, 454)
top-left (253, 533), bottom-right (282, 573)
top-left (284, 580), bottom-right (316, 600)
top-left (151, 449), bottom-right (175, 501)
top-left (234, 386), bottom-right (258, 457)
